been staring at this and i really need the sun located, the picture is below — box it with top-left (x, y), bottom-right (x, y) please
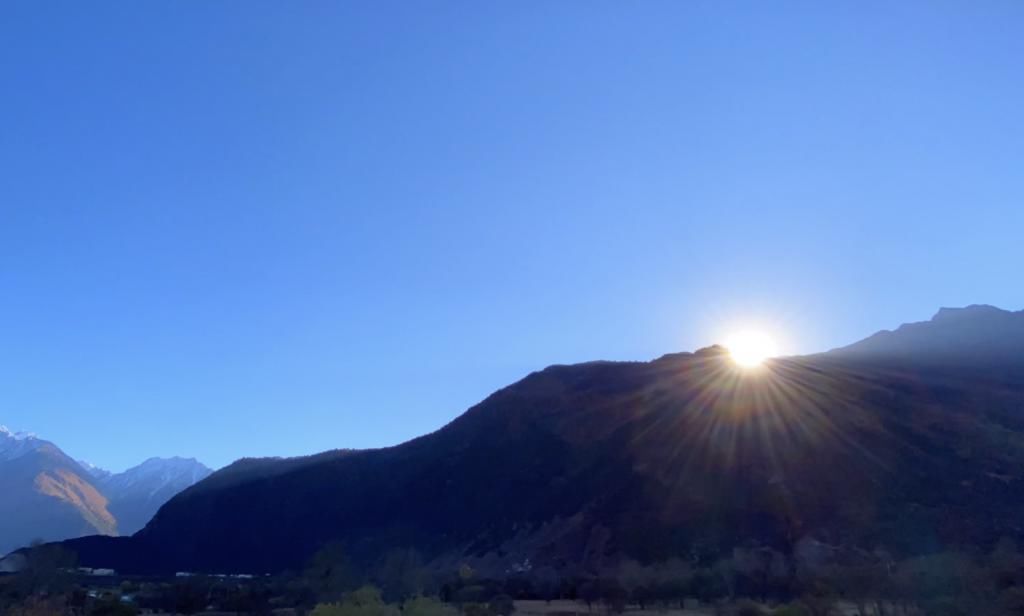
top-left (725, 330), bottom-right (778, 368)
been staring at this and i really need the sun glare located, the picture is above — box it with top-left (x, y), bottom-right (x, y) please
top-left (725, 330), bottom-right (778, 368)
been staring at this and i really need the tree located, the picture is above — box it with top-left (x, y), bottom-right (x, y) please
top-left (306, 543), bottom-right (359, 602)
top-left (991, 537), bottom-right (1024, 589)
top-left (220, 584), bottom-right (273, 615)
top-left (5, 596), bottom-right (69, 616)
top-left (796, 594), bottom-right (836, 616)
top-left (171, 579), bottom-right (210, 615)
top-left (894, 551), bottom-right (989, 613)
top-left (403, 596), bottom-right (459, 616)
top-left (374, 548), bottom-right (430, 601)
top-left (487, 594), bottom-right (515, 616)
top-left (831, 564), bottom-right (886, 616)
top-left (692, 566), bottom-right (729, 603)
top-left (649, 558), bottom-right (693, 607)
top-left (733, 599), bottom-right (764, 616)
top-left (714, 558), bottom-right (737, 599)
top-left (578, 579), bottom-right (600, 611)
top-left (311, 585), bottom-right (400, 616)
top-left (530, 566), bottom-right (561, 602)
top-left (452, 585), bottom-right (487, 604)
top-left (1000, 586), bottom-right (1024, 615)
top-left (615, 559), bottom-right (658, 609)
top-left (89, 598), bottom-right (139, 616)
top-left (599, 579), bottom-right (627, 614)
top-left (771, 604), bottom-right (809, 616)
top-left (630, 584), bottom-right (653, 610)
top-left (10, 542), bottom-right (77, 598)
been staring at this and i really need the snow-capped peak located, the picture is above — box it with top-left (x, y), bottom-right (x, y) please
top-left (0, 425), bottom-right (45, 461)
top-left (77, 459), bottom-right (113, 480)
top-left (100, 456), bottom-right (213, 500)
top-left (0, 425), bottom-right (37, 441)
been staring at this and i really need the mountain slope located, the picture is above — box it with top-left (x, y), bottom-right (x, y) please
top-left (62, 306), bottom-right (1024, 575)
top-left (829, 304), bottom-right (1024, 364)
top-left (0, 428), bottom-right (213, 555)
top-left (0, 428), bottom-right (116, 555)
top-left (98, 457), bottom-right (213, 535)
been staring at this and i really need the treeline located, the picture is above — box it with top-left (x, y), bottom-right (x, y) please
top-left (7, 539), bottom-right (1024, 615)
top-left (534, 541), bottom-right (1024, 616)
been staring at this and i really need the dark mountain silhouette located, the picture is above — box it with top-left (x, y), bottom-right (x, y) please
top-left (829, 304), bottom-right (1024, 364)
top-left (59, 306), bottom-right (1024, 577)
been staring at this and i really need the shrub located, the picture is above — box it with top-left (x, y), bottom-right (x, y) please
top-left (920, 597), bottom-right (969, 616)
top-left (312, 585), bottom-right (401, 616)
top-left (89, 599), bottom-right (139, 616)
top-left (734, 599), bottom-right (764, 616)
top-left (772, 604), bottom-right (809, 616)
top-left (461, 603), bottom-right (491, 616)
top-left (3, 596), bottom-right (68, 616)
top-left (487, 594), bottom-right (515, 616)
top-left (403, 596), bottom-right (459, 616)
top-left (453, 585), bottom-right (487, 604)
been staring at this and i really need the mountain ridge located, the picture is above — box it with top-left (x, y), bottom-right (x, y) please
top-left (0, 430), bottom-right (116, 555)
top-left (50, 305), bottom-right (1024, 577)
top-left (827, 304), bottom-right (1024, 363)
top-left (0, 429), bottom-right (212, 555)
top-left (98, 456), bottom-right (213, 535)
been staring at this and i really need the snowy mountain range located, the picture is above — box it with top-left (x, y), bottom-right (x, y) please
top-left (0, 426), bottom-right (43, 461)
top-left (0, 426), bottom-right (212, 555)
top-left (92, 456), bottom-right (214, 535)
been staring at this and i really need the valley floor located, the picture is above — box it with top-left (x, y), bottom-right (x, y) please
top-left (514, 599), bottom-right (882, 616)
top-left (514, 600), bottom-right (715, 616)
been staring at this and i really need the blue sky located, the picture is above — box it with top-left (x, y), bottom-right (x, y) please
top-left (2, 2), bottom-right (1023, 471)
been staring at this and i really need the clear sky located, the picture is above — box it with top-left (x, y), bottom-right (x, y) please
top-left (2, 2), bottom-right (1023, 471)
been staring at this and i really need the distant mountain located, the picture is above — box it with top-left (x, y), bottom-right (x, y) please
top-left (77, 459), bottom-right (112, 481)
top-left (57, 305), bottom-right (1024, 577)
top-left (0, 427), bottom-right (44, 461)
top-left (98, 457), bottom-right (213, 535)
top-left (829, 304), bottom-right (1024, 364)
top-left (0, 427), bottom-right (211, 555)
top-left (0, 427), bottom-right (115, 556)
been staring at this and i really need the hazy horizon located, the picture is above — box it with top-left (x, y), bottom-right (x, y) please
top-left (4, 2), bottom-right (1024, 470)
